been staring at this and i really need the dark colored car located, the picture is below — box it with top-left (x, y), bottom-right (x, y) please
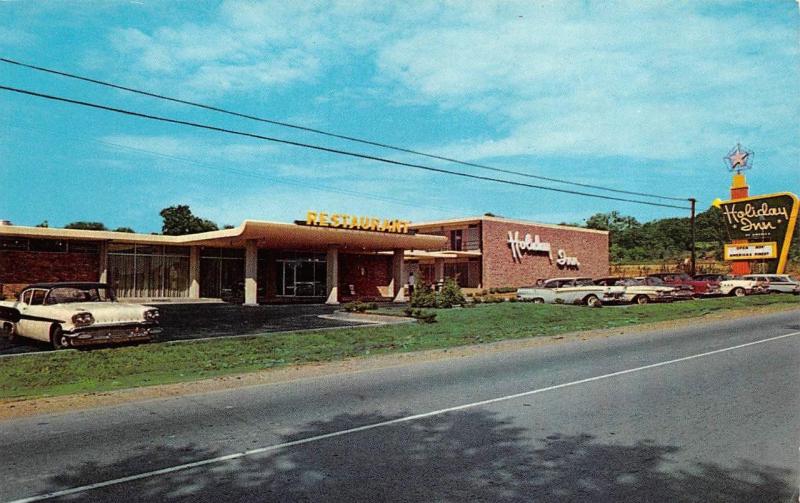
top-left (647, 273), bottom-right (720, 296)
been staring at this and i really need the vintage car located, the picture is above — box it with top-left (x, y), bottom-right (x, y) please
top-left (740, 274), bottom-right (800, 295)
top-left (594, 277), bottom-right (677, 304)
top-left (647, 273), bottom-right (720, 296)
top-left (693, 273), bottom-right (768, 296)
top-left (634, 276), bottom-right (694, 300)
top-left (0, 282), bottom-right (161, 349)
top-left (516, 277), bottom-right (625, 306)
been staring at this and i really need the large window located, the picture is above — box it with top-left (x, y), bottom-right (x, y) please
top-left (108, 244), bottom-right (190, 298)
top-left (200, 248), bottom-right (245, 300)
top-left (276, 254), bottom-right (326, 297)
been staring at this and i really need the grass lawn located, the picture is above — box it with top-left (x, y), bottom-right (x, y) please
top-left (1, 294), bottom-right (798, 400)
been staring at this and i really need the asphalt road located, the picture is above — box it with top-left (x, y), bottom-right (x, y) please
top-left (2, 309), bottom-right (799, 502)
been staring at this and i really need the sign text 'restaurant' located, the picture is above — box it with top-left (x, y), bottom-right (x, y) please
top-left (305, 211), bottom-right (410, 233)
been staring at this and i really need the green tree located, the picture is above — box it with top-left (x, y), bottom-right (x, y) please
top-left (35, 220), bottom-right (48, 228)
top-left (65, 221), bottom-right (108, 231)
top-left (113, 227), bottom-right (135, 233)
top-left (159, 205), bottom-right (219, 235)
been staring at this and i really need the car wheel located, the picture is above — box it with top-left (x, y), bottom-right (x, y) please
top-left (732, 287), bottom-right (746, 297)
top-left (50, 325), bottom-right (70, 350)
top-left (533, 298), bottom-right (545, 304)
top-left (585, 295), bottom-right (602, 307)
top-left (635, 295), bottom-right (649, 305)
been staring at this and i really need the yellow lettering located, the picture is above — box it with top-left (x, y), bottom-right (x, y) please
top-left (331, 214), bottom-right (341, 227)
top-left (319, 213), bottom-right (329, 226)
top-left (370, 218), bottom-right (380, 230)
top-left (306, 211), bottom-right (317, 225)
top-left (383, 219), bottom-right (396, 232)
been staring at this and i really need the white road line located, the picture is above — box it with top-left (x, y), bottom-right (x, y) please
top-left (8, 330), bottom-right (800, 503)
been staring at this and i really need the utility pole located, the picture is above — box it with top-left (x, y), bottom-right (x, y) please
top-left (689, 198), bottom-right (697, 276)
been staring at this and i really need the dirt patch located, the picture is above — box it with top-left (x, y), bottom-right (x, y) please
top-left (1, 303), bottom-right (797, 421)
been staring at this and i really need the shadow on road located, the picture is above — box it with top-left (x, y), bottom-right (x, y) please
top-left (42, 410), bottom-right (792, 502)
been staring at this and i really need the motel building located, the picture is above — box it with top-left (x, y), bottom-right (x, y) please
top-left (0, 213), bottom-right (609, 304)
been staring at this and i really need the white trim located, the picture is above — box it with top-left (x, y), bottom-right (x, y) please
top-left (410, 215), bottom-right (609, 235)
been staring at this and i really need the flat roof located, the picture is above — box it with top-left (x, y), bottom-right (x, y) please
top-left (0, 220), bottom-right (447, 252)
top-left (409, 215), bottom-right (609, 235)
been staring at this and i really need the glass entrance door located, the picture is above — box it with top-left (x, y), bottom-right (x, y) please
top-left (277, 257), bottom-right (326, 297)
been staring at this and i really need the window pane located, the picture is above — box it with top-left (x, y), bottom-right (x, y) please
top-left (29, 239), bottom-right (67, 252)
top-left (68, 241), bottom-right (100, 253)
top-left (0, 238), bottom-right (28, 250)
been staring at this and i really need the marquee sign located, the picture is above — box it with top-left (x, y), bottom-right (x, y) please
top-left (507, 230), bottom-right (580, 268)
top-left (718, 192), bottom-right (798, 273)
top-left (723, 242), bottom-right (777, 261)
top-left (303, 211), bottom-right (410, 234)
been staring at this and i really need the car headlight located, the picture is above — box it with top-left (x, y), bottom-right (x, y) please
top-left (71, 312), bottom-right (94, 327)
top-left (144, 309), bottom-right (160, 322)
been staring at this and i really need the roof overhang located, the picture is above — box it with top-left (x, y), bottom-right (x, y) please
top-left (0, 220), bottom-right (447, 252)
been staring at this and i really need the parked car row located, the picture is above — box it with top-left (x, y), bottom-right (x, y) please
top-left (516, 274), bottom-right (799, 306)
top-left (0, 282), bottom-right (161, 349)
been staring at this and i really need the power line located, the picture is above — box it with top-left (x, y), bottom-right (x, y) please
top-left (5, 123), bottom-right (462, 215)
top-left (0, 84), bottom-right (692, 210)
top-left (0, 56), bottom-right (689, 202)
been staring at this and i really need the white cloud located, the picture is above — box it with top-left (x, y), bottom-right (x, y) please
top-left (99, 134), bottom-right (278, 163)
top-left (375, 2), bottom-right (798, 161)
top-left (102, 1), bottom-right (798, 167)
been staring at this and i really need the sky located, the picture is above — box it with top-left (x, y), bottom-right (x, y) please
top-left (1, 0), bottom-right (798, 233)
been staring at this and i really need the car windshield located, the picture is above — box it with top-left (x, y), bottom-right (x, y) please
top-left (575, 279), bottom-right (595, 286)
top-left (622, 279), bottom-right (644, 286)
top-left (647, 277), bottom-right (665, 285)
top-left (45, 286), bottom-right (115, 304)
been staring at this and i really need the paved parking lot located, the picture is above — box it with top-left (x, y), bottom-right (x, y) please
top-left (0, 303), bottom-right (365, 355)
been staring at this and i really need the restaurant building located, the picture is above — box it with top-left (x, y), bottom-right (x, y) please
top-left (0, 214), bottom-right (609, 302)
top-left (0, 218), bottom-right (445, 305)
top-left (406, 216), bottom-right (609, 289)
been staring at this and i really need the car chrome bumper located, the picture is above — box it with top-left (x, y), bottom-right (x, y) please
top-left (66, 326), bottom-right (161, 347)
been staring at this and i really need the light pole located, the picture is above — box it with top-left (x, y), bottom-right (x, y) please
top-left (689, 198), bottom-right (697, 276)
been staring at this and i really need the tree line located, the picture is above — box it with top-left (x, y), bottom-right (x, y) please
top-left (576, 207), bottom-right (799, 264)
top-left (37, 205), bottom-right (231, 236)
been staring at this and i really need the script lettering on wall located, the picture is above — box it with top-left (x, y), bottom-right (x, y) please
top-left (556, 249), bottom-right (580, 269)
top-left (507, 231), bottom-right (552, 262)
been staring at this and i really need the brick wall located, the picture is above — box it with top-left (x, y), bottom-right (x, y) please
top-left (0, 250), bottom-right (100, 299)
top-left (481, 220), bottom-right (609, 289)
top-left (339, 253), bottom-right (392, 300)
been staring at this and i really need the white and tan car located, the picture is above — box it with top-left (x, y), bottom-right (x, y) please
top-left (694, 274), bottom-right (768, 297)
top-left (0, 282), bottom-right (161, 349)
top-left (516, 277), bottom-right (625, 307)
top-left (594, 277), bottom-right (677, 304)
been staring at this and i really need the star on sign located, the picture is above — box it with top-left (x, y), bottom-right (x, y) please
top-left (728, 148), bottom-right (749, 168)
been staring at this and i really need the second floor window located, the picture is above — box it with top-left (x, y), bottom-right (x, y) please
top-left (450, 230), bottom-right (463, 251)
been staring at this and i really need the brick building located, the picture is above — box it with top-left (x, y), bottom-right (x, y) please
top-left (0, 219), bottom-right (445, 305)
top-left (407, 216), bottom-right (609, 289)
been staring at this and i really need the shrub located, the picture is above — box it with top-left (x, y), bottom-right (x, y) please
top-left (410, 279), bottom-right (438, 308)
top-left (342, 301), bottom-right (376, 312)
top-left (437, 278), bottom-right (466, 308)
top-left (483, 295), bottom-right (504, 303)
top-left (413, 309), bottom-right (437, 323)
